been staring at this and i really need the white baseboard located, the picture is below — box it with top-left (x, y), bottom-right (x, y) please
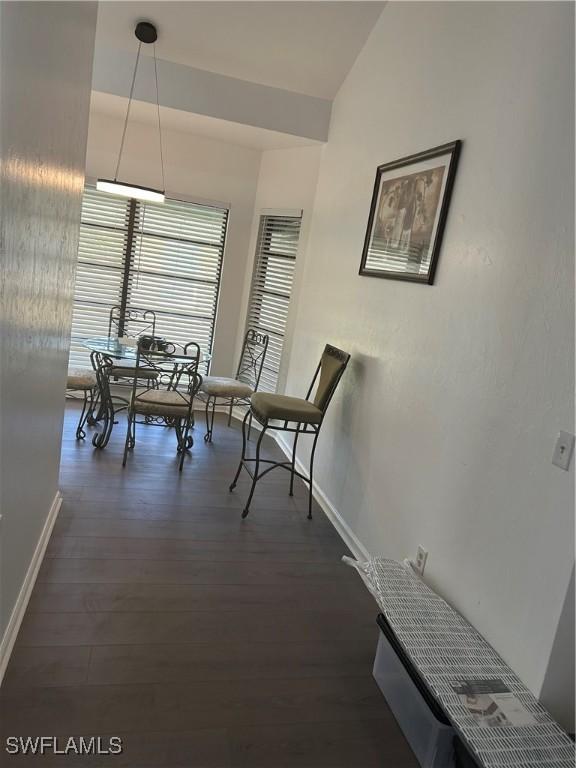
top-left (0, 490), bottom-right (62, 685)
top-left (274, 434), bottom-right (370, 561)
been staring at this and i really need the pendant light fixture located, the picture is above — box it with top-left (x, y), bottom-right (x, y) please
top-left (97, 21), bottom-right (165, 203)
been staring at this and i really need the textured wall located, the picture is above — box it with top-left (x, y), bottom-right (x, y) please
top-left (0, 3), bottom-right (97, 638)
top-left (284, 0), bottom-right (574, 717)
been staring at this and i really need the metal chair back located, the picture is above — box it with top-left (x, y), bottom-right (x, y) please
top-left (307, 344), bottom-right (351, 416)
top-left (236, 329), bottom-right (270, 391)
top-left (168, 342), bottom-right (201, 391)
top-left (183, 341), bottom-right (201, 366)
top-left (108, 306), bottom-right (156, 340)
top-left (129, 342), bottom-right (202, 421)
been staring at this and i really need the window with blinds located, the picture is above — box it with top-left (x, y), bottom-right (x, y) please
top-left (69, 187), bottom-right (228, 372)
top-left (68, 189), bottom-right (128, 368)
top-left (243, 213), bottom-right (302, 393)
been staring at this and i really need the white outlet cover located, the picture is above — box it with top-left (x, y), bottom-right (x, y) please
top-left (415, 546), bottom-right (428, 576)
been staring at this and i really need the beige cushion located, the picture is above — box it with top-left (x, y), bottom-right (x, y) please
top-left (67, 368), bottom-right (96, 390)
top-left (110, 366), bottom-right (159, 380)
top-left (251, 393), bottom-right (322, 424)
top-left (200, 376), bottom-right (253, 398)
top-left (131, 389), bottom-right (192, 418)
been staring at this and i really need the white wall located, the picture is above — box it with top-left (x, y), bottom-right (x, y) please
top-left (0, 2), bottom-right (96, 653)
top-left (86, 112), bottom-right (262, 376)
top-left (238, 146), bottom-right (322, 391)
top-left (284, 0), bottom-right (574, 721)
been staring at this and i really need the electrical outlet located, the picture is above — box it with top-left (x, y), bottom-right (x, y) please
top-left (552, 431), bottom-right (575, 471)
top-left (414, 546), bottom-right (428, 576)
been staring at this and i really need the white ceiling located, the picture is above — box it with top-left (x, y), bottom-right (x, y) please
top-left (95, 1), bottom-right (385, 99)
top-left (90, 90), bottom-right (323, 150)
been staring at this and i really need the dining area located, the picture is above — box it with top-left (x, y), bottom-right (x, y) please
top-left (67, 305), bottom-right (263, 457)
top-left (65, 301), bottom-right (350, 524)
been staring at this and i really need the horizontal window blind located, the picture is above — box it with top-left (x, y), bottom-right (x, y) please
top-left (243, 214), bottom-right (302, 393)
top-left (69, 187), bottom-right (228, 373)
top-left (68, 189), bottom-right (128, 368)
top-left (128, 199), bottom-right (227, 374)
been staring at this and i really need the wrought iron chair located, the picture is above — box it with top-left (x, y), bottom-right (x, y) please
top-left (230, 344), bottom-right (350, 519)
top-left (123, 342), bottom-right (202, 471)
top-left (200, 329), bottom-right (269, 442)
top-left (108, 306), bottom-right (159, 383)
top-left (66, 368), bottom-right (97, 440)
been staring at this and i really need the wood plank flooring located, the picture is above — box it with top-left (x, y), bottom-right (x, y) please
top-left (0, 403), bottom-right (417, 767)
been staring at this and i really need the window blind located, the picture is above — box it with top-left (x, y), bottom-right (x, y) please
top-left (243, 213), bottom-right (302, 393)
top-left (69, 187), bottom-right (228, 372)
top-left (128, 198), bottom-right (227, 374)
top-left (68, 188), bottom-right (129, 368)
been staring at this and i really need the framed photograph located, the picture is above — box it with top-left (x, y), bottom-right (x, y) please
top-left (359, 140), bottom-right (461, 284)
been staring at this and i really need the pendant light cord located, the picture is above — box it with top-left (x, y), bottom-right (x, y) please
top-left (153, 43), bottom-right (166, 193)
top-left (114, 41), bottom-right (142, 182)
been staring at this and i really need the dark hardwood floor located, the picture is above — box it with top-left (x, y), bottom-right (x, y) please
top-left (0, 403), bottom-right (417, 768)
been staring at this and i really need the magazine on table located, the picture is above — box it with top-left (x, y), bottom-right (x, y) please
top-left (453, 679), bottom-right (537, 728)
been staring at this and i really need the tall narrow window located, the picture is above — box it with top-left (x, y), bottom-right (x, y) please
top-left (244, 213), bottom-right (302, 393)
top-left (69, 187), bottom-right (228, 372)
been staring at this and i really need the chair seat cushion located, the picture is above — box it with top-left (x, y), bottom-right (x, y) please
top-left (200, 376), bottom-right (253, 397)
top-left (67, 368), bottom-right (96, 390)
top-left (251, 393), bottom-right (322, 424)
top-left (110, 366), bottom-right (159, 380)
top-left (131, 389), bottom-right (192, 418)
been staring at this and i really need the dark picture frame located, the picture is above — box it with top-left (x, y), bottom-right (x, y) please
top-left (359, 140), bottom-right (461, 284)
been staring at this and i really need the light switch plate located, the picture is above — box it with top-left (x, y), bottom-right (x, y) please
top-left (552, 431), bottom-right (575, 471)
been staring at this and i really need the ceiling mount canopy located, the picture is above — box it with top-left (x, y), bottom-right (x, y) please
top-left (97, 20), bottom-right (165, 204)
top-left (135, 21), bottom-right (158, 44)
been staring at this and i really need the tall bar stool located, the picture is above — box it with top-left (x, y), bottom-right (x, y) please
top-left (229, 344), bottom-right (350, 519)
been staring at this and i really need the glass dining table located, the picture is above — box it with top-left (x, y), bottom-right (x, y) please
top-left (83, 336), bottom-right (212, 364)
top-left (82, 336), bottom-right (211, 448)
